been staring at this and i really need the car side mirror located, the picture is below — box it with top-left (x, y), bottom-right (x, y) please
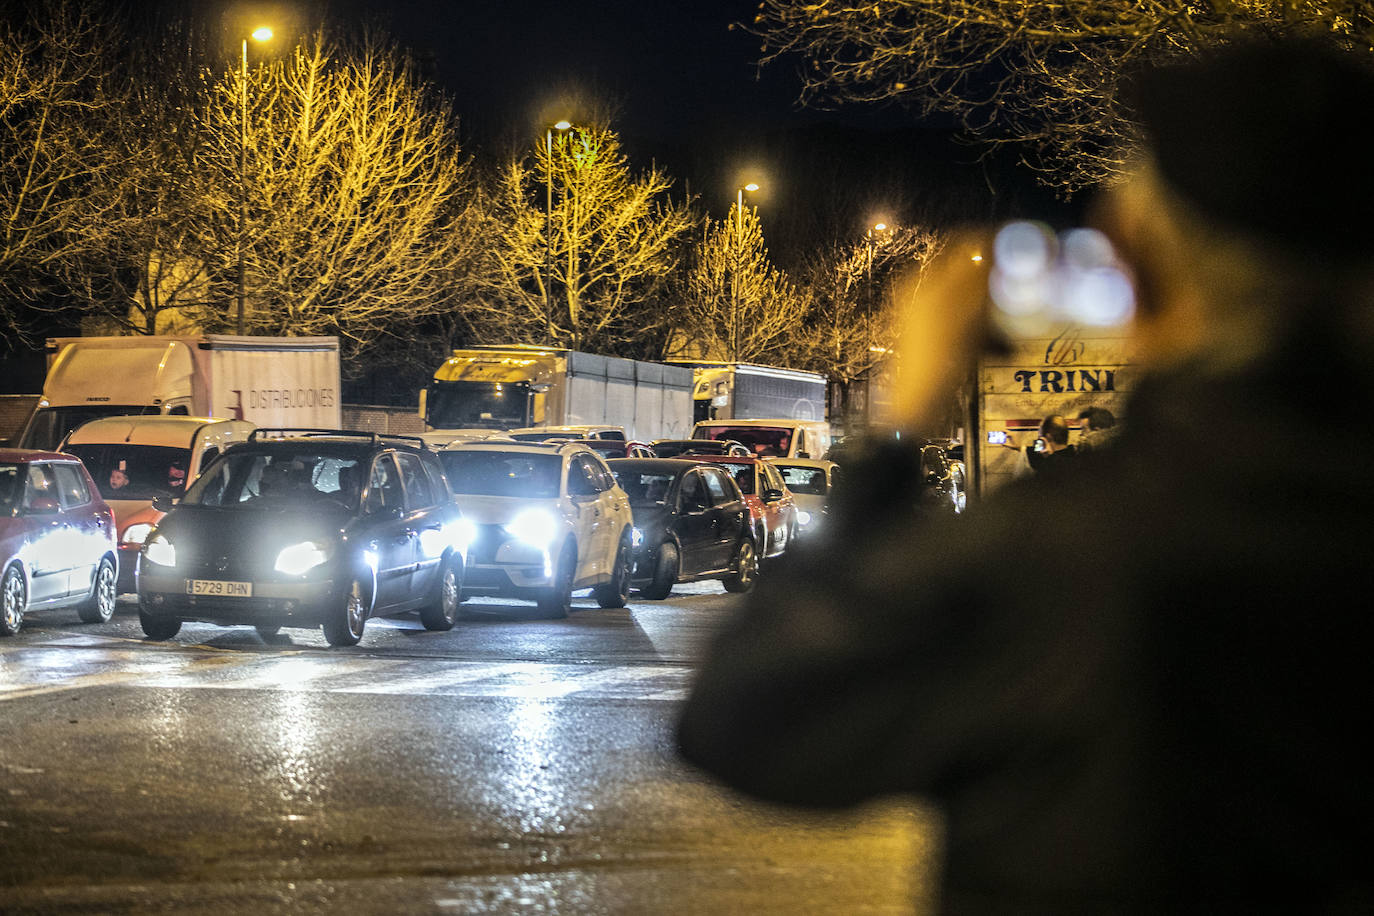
top-left (25, 496), bottom-right (60, 515)
top-left (762, 488), bottom-right (785, 503)
top-left (151, 495), bottom-right (178, 512)
top-left (797, 451), bottom-right (810, 459)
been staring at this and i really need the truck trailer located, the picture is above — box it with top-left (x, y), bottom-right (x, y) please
top-left (420, 346), bottom-right (694, 446)
top-left (18, 335), bottom-right (341, 451)
top-left (668, 361), bottom-right (827, 424)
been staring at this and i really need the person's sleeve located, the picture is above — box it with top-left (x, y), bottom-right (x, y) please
top-left (676, 441), bottom-right (1025, 808)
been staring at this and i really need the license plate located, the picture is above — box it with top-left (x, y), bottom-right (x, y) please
top-left (187, 579), bottom-right (253, 597)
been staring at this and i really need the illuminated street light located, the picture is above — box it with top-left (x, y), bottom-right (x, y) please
top-left (545, 120), bottom-right (573, 323)
top-left (732, 183), bottom-right (761, 336)
top-left (237, 26), bottom-right (273, 336)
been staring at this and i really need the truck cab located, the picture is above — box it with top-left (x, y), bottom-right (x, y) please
top-left (60, 416), bottom-right (256, 591)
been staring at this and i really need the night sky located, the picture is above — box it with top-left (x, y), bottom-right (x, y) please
top-left (298, 0), bottom-right (1077, 256)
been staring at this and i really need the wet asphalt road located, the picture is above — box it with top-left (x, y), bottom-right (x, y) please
top-left (0, 583), bottom-right (937, 914)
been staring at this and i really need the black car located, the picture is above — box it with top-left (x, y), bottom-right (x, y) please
top-left (649, 438), bottom-right (751, 459)
top-left (137, 430), bottom-right (473, 646)
top-left (606, 458), bottom-right (756, 599)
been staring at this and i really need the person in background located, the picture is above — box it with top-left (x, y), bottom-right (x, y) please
top-left (677, 38), bottom-right (1373, 913)
top-left (1077, 407), bottom-right (1119, 454)
top-left (1025, 414), bottom-right (1077, 473)
top-left (108, 461), bottom-right (129, 492)
top-left (166, 461), bottom-right (187, 492)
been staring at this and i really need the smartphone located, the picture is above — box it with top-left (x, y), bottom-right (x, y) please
top-left (986, 430), bottom-right (1008, 445)
top-left (1033, 437), bottom-right (1047, 453)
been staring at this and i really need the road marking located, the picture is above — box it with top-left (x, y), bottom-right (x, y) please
top-left (0, 649), bottom-right (691, 703)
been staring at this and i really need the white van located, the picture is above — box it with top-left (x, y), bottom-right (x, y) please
top-left (691, 418), bottom-right (833, 460)
top-left (61, 416), bottom-right (255, 591)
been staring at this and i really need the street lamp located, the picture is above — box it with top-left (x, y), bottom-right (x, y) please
top-left (731, 184), bottom-right (760, 350)
top-left (237, 26), bottom-right (273, 336)
top-left (544, 120), bottom-right (572, 325)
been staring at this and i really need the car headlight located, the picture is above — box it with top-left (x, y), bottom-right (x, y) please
top-left (122, 523), bottom-right (155, 545)
top-left (631, 527), bottom-right (644, 548)
top-left (504, 509), bottom-right (559, 548)
top-left (274, 540), bottom-right (330, 576)
top-left (143, 534), bottom-right (176, 567)
top-left (796, 510), bottom-right (813, 527)
top-left (453, 516), bottom-right (478, 554)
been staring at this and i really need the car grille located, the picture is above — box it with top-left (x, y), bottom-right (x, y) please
top-left (468, 524), bottom-right (509, 565)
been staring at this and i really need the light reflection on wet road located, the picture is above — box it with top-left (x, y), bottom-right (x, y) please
top-left (0, 584), bottom-right (937, 914)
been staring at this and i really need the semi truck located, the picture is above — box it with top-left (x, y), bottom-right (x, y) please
top-left (667, 361), bottom-right (827, 424)
top-left (17, 335), bottom-right (341, 451)
top-left (419, 346), bottom-right (694, 446)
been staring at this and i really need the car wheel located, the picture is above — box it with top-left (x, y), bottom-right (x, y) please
top-left (637, 542), bottom-right (678, 601)
top-left (324, 577), bottom-right (370, 647)
top-left (1, 565), bottom-right (26, 636)
top-left (254, 625), bottom-right (281, 639)
top-left (420, 555), bottom-right (463, 631)
top-left (594, 532), bottom-right (632, 609)
top-left (537, 544), bottom-right (575, 619)
top-left (139, 609), bottom-right (181, 640)
top-left (77, 556), bottom-right (118, 624)
top-left (721, 538), bottom-right (757, 593)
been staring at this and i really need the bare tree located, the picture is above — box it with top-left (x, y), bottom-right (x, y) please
top-left (193, 32), bottom-right (478, 350)
top-left (473, 124), bottom-right (693, 355)
top-left (798, 224), bottom-right (943, 432)
top-left (0, 1), bottom-right (123, 337)
top-left (673, 203), bottom-right (806, 364)
top-left (750, 0), bottom-right (1374, 192)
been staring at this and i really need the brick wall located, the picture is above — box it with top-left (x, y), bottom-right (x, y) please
top-left (0, 395), bottom-right (39, 444)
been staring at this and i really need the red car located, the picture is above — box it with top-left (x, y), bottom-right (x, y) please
top-left (1, 449), bottom-right (119, 635)
top-left (689, 456), bottom-right (798, 560)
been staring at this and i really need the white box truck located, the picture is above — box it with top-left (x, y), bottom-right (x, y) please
top-left (668, 361), bottom-right (827, 424)
top-left (18, 335), bottom-right (341, 450)
top-left (419, 345), bottom-right (694, 446)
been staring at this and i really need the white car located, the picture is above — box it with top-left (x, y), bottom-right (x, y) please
top-left (437, 440), bottom-right (634, 617)
top-left (767, 457), bottom-right (841, 539)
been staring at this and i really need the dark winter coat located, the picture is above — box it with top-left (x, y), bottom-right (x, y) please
top-left (677, 355), bottom-right (1372, 914)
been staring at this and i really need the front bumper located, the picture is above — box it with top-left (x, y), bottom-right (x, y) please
top-left (461, 524), bottom-right (557, 595)
top-left (138, 567), bottom-right (342, 626)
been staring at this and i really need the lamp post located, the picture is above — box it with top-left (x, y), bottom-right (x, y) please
top-left (237, 26), bottom-right (272, 336)
top-left (731, 183), bottom-right (759, 354)
top-left (544, 120), bottom-right (572, 330)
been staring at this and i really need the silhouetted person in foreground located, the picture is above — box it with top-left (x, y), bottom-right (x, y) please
top-left (678, 38), bottom-right (1374, 914)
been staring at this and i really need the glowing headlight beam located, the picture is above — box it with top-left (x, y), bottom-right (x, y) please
top-left (274, 541), bottom-right (330, 576)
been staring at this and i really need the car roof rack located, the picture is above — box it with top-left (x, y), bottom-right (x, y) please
top-left (247, 428), bottom-right (431, 450)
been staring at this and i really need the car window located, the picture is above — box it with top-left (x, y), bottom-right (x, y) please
top-left (395, 452), bottom-right (436, 509)
top-left (586, 454), bottom-right (617, 492)
top-left (366, 455), bottom-right (404, 513)
top-left (778, 465), bottom-right (828, 496)
top-left (440, 450), bottom-right (561, 498)
top-left (53, 463), bottom-right (92, 507)
top-left (64, 444), bottom-right (195, 501)
top-left (612, 469), bottom-right (676, 505)
top-left (181, 449), bottom-right (363, 508)
top-left (726, 464), bottom-right (755, 495)
top-left (763, 463), bottom-right (786, 492)
top-left (0, 463), bottom-right (20, 514)
top-left (22, 463), bottom-right (59, 510)
top-left (702, 468), bottom-right (731, 505)
top-left (678, 472), bottom-right (709, 511)
top-left (567, 455), bottom-right (600, 497)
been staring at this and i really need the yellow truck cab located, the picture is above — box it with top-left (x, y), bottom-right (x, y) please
top-left (61, 416), bottom-right (256, 591)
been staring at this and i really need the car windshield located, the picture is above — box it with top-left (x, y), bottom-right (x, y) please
top-left (720, 463), bottom-right (755, 495)
top-left (0, 463), bottom-right (21, 514)
top-left (180, 448), bottom-right (363, 509)
top-left (776, 465), bottom-right (827, 495)
top-left (696, 426), bottom-right (791, 457)
top-left (611, 469), bottom-right (676, 506)
top-left (440, 450), bottom-right (561, 498)
top-left (64, 444), bottom-right (193, 501)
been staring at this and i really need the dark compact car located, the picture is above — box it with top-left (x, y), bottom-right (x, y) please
top-left (649, 438), bottom-right (752, 459)
top-left (1, 449), bottom-right (119, 635)
top-left (606, 458), bottom-right (756, 599)
top-left (136, 431), bottom-right (473, 646)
